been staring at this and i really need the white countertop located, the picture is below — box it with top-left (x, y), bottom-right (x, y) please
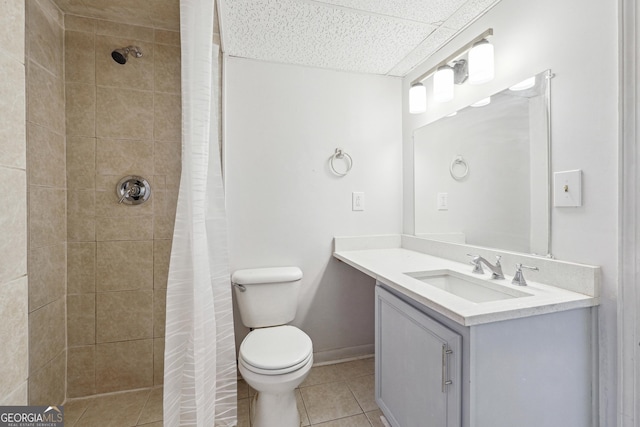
top-left (334, 247), bottom-right (599, 326)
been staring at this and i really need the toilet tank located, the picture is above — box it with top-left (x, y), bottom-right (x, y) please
top-left (232, 267), bottom-right (303, 328)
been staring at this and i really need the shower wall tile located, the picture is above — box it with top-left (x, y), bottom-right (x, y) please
top-left (153, 239), bottom-right (171, 289)
top-left (0, 382), bottom-right (28, 406)
top-left (153, 214), bottom-right (176, 240)
top-left (96, 87), bottom-right (154, 140)
top-left (154, 140), bottom-right (181, 176)
top-left (96, 36), bottom-right (153, 90)
top-left (148, 0), bottom-right (180, 31)
top-left (153, 289), bottom-right (166, 338)
top-left (96, 138), bottom-right (154, 175)
top-left (27, 61), bottom-right (65, 134)
top-left (0, 277), bottom-right (29, 399)
top-left (0, 0), bottom-right (25, 62)
top-left (65, 14), bottom-right (97, 33)
top-left (29, 187), bottom-right (66, 249)
top-left (67, 346), bottom-right (96, 398)
top-left (67, 189), bottom-right (95, 242)
top-left (67, 293), bottom-right (95, 346)
top-left (96, 290), bottom-right (153, 342)
top-left (155, 29), bottom-right (180, 46)
top-left (65, 31), bottom-right (96, 84)
top-left (66, 83), bottom-right (96, 137)
top-left (95, 339), bottom-right (153, 393)
top-left (153, 338), bottom-right (164, 385)
top-left (96, 20), bottom-right (154, 42)
top-left (95, 190), bottom-right (154, 217)
top-left (26, 0), bottom-right (64, 78)
top-left (96, 216), bottom-right (154, 241)
top-left (66, 137), bottom-right (96, 189)
top-left (96, 240), bottom-right (153, 291)
top-left (67, 242), bottom-right (96, 294)
top-left (27, 124), bottom-right (66, 188)
top-left (153, 93), bottom-right (181, 141)
top-left (0, 168), bottom-right (27, 284)
top-left (28, 243), bottom-right (66, 312)
top-left (28, 350), bottom-right (65, 405)
top-left (154, 43), bottom-right (180, 93)
top-left (28, 298), bottom-right (66, 373)
top-left (34, 0), bottom-right (64, 26)
top-left (0, 55), bottom-right (26, 169)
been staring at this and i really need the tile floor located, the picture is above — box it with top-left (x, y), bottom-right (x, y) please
top-left (63, 357), bottom-right (385, 427)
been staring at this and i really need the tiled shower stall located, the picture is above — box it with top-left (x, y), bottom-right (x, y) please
top-left (1, 0), bottom-right (185, 404)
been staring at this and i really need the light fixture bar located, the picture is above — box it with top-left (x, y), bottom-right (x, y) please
top-left (410, 28), bottom-right (493, 86)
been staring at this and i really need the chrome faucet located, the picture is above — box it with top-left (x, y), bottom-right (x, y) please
top-left (512, 264), bottom-right (539, 286)
top-left (466, 254), bottom-right (505, 279)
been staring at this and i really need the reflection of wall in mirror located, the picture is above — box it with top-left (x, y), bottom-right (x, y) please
top-left (414, 91), bottom-right (547, 254)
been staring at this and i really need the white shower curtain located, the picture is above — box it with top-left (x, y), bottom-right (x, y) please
top-left (163, 0), bottom-right (237, 425)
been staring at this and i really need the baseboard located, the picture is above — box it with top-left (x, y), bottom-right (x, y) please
top-left (311, 344), bottom-right (374, 366)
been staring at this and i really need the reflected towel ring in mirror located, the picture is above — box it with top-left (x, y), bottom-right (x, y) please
top-left (330, 148), bottom-right (353, 177)
top-left (450, 155), bottom-right (469, 180)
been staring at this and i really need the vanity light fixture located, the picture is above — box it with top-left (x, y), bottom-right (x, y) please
top-left (509, 76), bottom-right (536, 91)
top-left (470, 97), bottom-right (491, 107)
top-left (408, 28), bottom-right (494, 113)
top-left (409, 82), bottom-right (427, 114)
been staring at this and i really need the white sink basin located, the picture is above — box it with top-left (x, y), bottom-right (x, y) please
top-left (404, 269), bottom-right (532, 303)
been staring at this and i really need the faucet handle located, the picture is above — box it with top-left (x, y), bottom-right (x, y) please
top-left (494, 255), bottom-right (502, 266)
top-left (466, 254), bottom-right (484, 274)
top-left (512, 263), bottom-right (539, 286)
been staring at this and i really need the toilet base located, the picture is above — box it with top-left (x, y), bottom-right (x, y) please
top-left (251, 390), bottom-right (299, 427)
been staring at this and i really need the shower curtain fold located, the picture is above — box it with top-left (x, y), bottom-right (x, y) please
top-left (163, 0), bottom-right (237, 426)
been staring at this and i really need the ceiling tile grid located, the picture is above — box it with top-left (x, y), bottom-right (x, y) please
top-left (313, 0), bottom-right (469, 25)
top-left (221, 0), bottom-right (438, 75)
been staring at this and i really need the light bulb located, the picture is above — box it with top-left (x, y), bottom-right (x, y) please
top-left (468, 39), bottom-right (494, 84)
top-left (509, 76), bottom-right (536, 91)
top-left (433, 66), bottom-right (454, 103)
top-left (409, 82), bottom-right (426, 114)
top-left (470, 97), bottom-right (491, 107)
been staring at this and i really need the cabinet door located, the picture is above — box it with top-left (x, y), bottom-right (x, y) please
top-left (375, 285), bottom-right (461, 427)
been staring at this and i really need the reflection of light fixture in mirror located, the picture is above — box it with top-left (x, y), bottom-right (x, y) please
top-left (509, 76), bottom-right (536, 91)
top-left (433, 66), bottom-right (454, 103)
top-left (409, 82), bottom-right (427, 114)
top-left (470, 97), bottom-right (491, 107)
top-left (468, 39), bottom-right (494, 84)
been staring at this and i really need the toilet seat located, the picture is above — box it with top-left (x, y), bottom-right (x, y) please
top-left (240, 325), bottom-right (312, 376)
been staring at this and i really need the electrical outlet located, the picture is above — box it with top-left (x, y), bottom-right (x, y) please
top-left (352, 192), bottom-right (364, 211)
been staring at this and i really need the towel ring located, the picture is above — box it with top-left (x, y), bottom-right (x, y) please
top-left (330, 148), bottom-right (353, 177)
top-left (450, 155), bottom-right (469, 180)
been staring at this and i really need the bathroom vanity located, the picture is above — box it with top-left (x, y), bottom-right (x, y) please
top-left (334, 235), bottom-right (599, 427)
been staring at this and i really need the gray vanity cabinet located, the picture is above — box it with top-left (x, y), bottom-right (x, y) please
top-left (375, 282), bottom-right (595, 427)
top-left (375, 285), bottom-right (462, 427)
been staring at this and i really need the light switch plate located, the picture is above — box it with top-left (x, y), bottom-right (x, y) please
top-left (554, 170), bottom-right (582, 207)
top-left (437, 192), bottom-right (448, 210)
top-left (352, 192), bottom-right (364, 211)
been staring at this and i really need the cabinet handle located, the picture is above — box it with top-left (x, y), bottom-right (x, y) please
top-left (441, 345), bottom-right (453, 393)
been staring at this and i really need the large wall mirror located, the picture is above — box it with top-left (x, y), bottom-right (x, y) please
top-left (414, 69), bottom-right (552, 256)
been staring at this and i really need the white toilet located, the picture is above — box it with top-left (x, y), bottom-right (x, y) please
top-left (232, 266), bottom-right (313, 427)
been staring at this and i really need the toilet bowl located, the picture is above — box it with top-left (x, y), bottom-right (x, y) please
top-left (232, 267), bottom-right (313, 427)
top-left (238, 325), bottom-right (313, 427)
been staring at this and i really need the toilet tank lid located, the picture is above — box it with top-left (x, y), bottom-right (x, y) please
top-left (232, 267), bottom-right (303, 285)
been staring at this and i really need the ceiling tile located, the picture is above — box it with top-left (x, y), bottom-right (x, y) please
top-left (222, 0), bottom-right (437, 74)
top-left (314, 0), bottom-right (468, 25)
top-left (387, 26), bottom-right (458, 76)
top-left (443, 0), bottom-right (501, 30)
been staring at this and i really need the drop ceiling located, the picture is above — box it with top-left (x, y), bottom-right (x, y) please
top-left (218, 0), bottom-right (502, 76)
top-left (52, 0), bottom-right (501, 77)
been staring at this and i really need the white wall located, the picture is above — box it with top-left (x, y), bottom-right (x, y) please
top-left (403, 0), bottom-right (618, 424)
top-left (225, 57), bottom-right (402, 360)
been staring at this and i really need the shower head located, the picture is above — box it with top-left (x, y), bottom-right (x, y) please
top-left (111, 46), bottom-right (143, 64)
